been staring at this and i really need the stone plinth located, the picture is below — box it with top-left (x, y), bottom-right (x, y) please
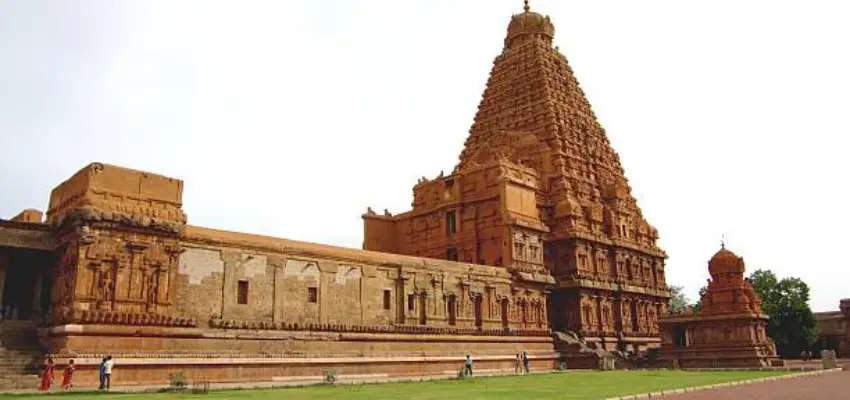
top-left (39, 325), bottom-right (558, 387)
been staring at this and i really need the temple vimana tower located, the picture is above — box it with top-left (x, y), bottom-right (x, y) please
top-left (0, 3), bottom-right (671, 389)
top-left (364, 1), bottom-right (670, 348)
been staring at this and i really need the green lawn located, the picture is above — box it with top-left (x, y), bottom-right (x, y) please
top-left (1, 370), bottom-right (793, 400)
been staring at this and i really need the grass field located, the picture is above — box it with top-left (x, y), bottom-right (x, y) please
top-left (0, 370), bottom-right (793, 400)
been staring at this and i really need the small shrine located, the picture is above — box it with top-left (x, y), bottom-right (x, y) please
top-left (658, 245), bottom-right (781, 367)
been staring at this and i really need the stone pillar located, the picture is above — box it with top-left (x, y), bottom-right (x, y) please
top-left (271, 261), bottom-right (283, 323)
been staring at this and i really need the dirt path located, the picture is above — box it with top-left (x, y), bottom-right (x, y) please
top-left (666, 370), bottom-right (848, 400)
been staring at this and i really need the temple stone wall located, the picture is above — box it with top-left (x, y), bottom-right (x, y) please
top-left (173, 228), bottom-right (548, 332)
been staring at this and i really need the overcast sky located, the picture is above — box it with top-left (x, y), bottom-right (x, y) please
top-left (1, 0), bottom-right (847, 312)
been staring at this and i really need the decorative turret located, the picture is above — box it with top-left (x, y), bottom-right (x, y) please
top-left (505, 1), bottom-right (555, 49)
top-left (700, 246), bottom-right (763, 316)
top-left (708, 247), bottom-right (746, 277)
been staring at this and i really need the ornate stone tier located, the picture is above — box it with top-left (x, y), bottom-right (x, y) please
top-left (208, 318), bottom-right (551, 337)
top-left (576, 330), bottom-right (658, 339)
top-left (68, 310), bottom-right (197, 327)
top-left (559, 273), bottom-right (671, 293)
top-left (46, 162), bottom-right (186, 228)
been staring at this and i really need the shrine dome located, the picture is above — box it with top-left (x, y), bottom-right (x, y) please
top-left (708, 247), bottom-right (745, 276)
top-left (505, 2), bottom-right (555, 49)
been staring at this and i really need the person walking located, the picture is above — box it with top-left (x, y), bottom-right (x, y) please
top-left (514, 353), bottom-right (522, 375)
top-left (103, 356), bottom-right (114, 390)
top-left (522, 350), bottom-right (530, 374)
top-left (464, 353), bottom-right (474, 377)
top-left (38, 357), bottom-right (55, 391)
top-left (98, 358), bottom-right (107, 390)
top-left (60, 359), bottom-right (76, 389)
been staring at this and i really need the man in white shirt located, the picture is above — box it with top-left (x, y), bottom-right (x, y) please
top-left (103, 356), bottom-right (114, 390)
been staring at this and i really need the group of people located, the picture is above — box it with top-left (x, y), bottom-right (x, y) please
top-left (38, 355), bottom-right (114, 392)
top-left (38, 358), bottom-right (74, 391)
top-left (515, 350), bottom-right (531, 375)
top-left (800, 350), bottom-right (815, 362)
top-left (462, 350), bottom-right (531, 377)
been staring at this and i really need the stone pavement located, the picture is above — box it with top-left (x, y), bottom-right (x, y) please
top-left (663, 369), bottom-right (848, 400)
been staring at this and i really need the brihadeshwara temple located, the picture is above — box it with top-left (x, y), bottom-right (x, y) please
top-left (0, 3), bottom-right (672, 388)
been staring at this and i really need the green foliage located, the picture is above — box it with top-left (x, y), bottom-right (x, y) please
top-left (748, 269), bottom-right (818, 358)
top-left (667, 285), bottom-right (689, 315)
top-left (168, 372), bottom-right (187, 390)
top-left (692, 286), bottom-right (708, 312)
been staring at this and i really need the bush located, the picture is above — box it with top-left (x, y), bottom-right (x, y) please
top-left (168, 372), bottom-right (188, 391)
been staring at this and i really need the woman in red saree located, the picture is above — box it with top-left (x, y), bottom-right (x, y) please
top-left (60, 359), bottom-right (75, 389)
top-left (39, 357), bottom-right (55, 391)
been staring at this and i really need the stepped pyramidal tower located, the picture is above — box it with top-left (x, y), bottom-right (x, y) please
top-left (364, 2), bottom-right (670, 349)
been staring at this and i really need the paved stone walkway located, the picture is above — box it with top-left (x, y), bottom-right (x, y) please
top-left (665, 370), bottom-right (849, 400)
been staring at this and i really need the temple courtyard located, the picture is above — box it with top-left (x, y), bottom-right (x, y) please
top-left (0, 370), bottom-right (813, 400)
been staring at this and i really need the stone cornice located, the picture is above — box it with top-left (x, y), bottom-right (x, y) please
top-left (183, 226), bottom-right (514, 280)
top-left (60, 309), bottom-right (197, 327)
top-left (555, 276), bottom-right (671, 298)
top-left (53, 206), bottom-right (184, 235)
top-left (0, 220), bottom-right (55, 250)
top-left (659, 312), bottom-right (769, 324)
top-left (208, 318), bottom-right (552, 337)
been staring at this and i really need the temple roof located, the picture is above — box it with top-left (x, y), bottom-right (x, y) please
top-left (505, 3), bottom-right (554, 49)
top-left (457, 2), bottom-right (631, 199)
top-left (708, 247), bottom-right (745, 276)
top-left (454, 1), bottom-right (659, 251)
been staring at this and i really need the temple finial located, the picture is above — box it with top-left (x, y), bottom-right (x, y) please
top-left (721, 234), bottom-right (726, 249)
top-left (524, 0), bottom-right (530, 12)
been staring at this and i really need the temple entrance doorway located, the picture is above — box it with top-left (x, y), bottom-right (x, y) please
top-left (674, 326), bottom-right (689, 348)
top-left (0, 247), bottom-right (53, 322)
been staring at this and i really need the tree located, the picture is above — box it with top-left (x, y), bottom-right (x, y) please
top-left (667, 286), bottom-right (689, 315)
top-left (748, 269), bottom-right (818, 358)
top-left (692, 285), bottom-right (708, 312)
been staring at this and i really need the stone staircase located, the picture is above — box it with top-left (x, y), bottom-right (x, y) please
top-left (552, 331), bottom-right (657, 370)
top-left (0, 320), bottom-right (44, 390)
